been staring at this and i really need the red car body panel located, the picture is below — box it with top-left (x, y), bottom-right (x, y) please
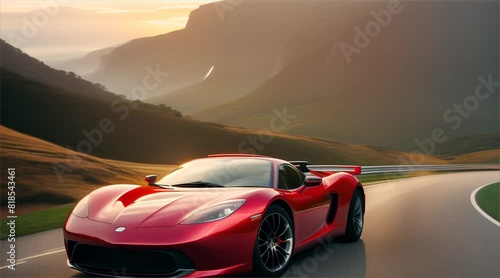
top-left (64, 156), bottom-right (363, 277)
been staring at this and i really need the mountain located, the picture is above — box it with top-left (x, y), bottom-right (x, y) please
top-left (0, 42), bottom-right (445, 166)
top-left (0, 40), bottom-right (116, 101)
top-left (48, 46), bottom-right (116, 76)
top-left (192, 0), bottom-right (499, 151)
top-left (145, 66), bottom-right (278, 114)
top-left (80, 0), bottom-right (499, 151)
top-left (2, 67), bottom-right (444, 165)
top-left (85, 1), bottom-right (311, 103)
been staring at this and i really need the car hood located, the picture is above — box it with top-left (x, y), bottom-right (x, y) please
top-left (88, 185), bottom-right (263, 227)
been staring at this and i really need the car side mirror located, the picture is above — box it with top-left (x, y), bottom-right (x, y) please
top-left (145, 175), bottom-right (157, 186)
top-left (304, 176), bottom-right (322, 187)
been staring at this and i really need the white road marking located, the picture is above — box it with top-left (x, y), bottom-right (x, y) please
top-left (0, 260), bottom-right (26, 270)
top-left (470, 182), bottom-right (500, 227)
top-left (45, 247), bottom-right (65, 252)
top-left (17, 247), bottom-right (66, 262)
top-left (0, 247), bottom-right (66, 270)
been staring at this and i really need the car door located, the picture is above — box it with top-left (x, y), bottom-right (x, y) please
top-left (277, 164), bottom-right (330, 244)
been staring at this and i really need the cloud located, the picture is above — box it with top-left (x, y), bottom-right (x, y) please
top-left (97, 9), bottom-right (160, 14)
top-left (146, 17), bottom-right (190, 27)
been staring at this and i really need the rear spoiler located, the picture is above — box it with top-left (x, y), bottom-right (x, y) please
top-left (290, 161), bottom-right (362, 176)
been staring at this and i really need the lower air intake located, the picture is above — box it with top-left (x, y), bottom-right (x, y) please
top-left (70, 243), bottom-right (194, 277)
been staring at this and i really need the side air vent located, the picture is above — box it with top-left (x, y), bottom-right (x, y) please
top-left (326, 193), bottom-right (339, 224)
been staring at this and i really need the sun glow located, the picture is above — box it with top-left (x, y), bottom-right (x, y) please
top-left (0, 1), bottom-right (220, 62)
top-left (1, 1), bottom-right (220, 13)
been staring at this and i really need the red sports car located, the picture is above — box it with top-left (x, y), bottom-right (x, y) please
top-left (64, 154), bottom-right (365, 277)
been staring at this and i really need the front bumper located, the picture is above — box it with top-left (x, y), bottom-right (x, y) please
top-left (66, 243), bottom-right (195, 277)
top-left (67, 259), bottom-right (194, 277)
top-left (64, 215), bottom-right (260, 277)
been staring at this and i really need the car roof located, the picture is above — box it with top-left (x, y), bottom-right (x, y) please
top-left (207, 154), bottom-right (289, 164)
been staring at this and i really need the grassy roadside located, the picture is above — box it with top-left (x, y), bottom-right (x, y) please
top-left (0, 172), bottom-right (449, 240)
top-left (1, 203), bottom-right (75, 240)
top-left (357, 171), bottom-right (442, 184)
top-left (475, 182), bottom-right (500, 221)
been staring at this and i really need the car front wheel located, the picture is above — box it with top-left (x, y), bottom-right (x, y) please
top-left (253, 205), bottom-right (294, 277)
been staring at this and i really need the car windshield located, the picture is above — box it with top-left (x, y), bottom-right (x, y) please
top-left (157, 157), bottom-right (273, 188)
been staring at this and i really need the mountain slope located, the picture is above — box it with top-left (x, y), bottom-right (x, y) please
top-left (0, 40), bottom-right (116, 101)
top-left (434, 134), bottom-right (500, 157)
top-left (0, 125), bottom-right (175, 209)
top-left (0, 62), bottom-right (443, 166)
top-left (450, 150), bottom-right (499, 164)
top-left (193, 0), bottom-right (500, 150)
top-left (146, 66), bottom-right (276, 114)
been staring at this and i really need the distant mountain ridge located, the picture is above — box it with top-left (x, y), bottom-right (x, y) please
top-left (48, 46), bottom-right (116, 76)
top-left (0, 40), bottom-right (116, 102)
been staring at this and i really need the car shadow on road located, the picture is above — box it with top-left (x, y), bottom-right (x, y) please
top-left (282, 239), bottom-right (366, 277)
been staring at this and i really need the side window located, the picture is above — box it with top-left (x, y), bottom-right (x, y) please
top-left (278, 165), bottom-right (287, 189)
top-left (278, 164), bottom-right (304, 190)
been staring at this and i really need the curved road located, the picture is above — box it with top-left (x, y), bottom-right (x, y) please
top-left (2, 171), bottom-right (499, 277)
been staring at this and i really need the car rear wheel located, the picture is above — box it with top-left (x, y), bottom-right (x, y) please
top-left (253, 205), bottom-right (294, 277)
top-left (343, 189), bottom-right (364, 242)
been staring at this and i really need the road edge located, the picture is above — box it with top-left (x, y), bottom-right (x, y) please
top-left (470, 182), bottom-right (500, 227)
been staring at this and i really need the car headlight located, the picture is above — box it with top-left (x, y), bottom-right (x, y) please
top-left (72, 195), bottom-right (89, 218)
top-left (182, 199), bottom-right (245, 224)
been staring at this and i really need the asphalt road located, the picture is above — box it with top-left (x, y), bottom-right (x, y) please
top-left (1, 171), bottom-right (499, 277)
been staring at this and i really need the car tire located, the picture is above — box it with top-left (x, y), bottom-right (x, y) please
top-left (253, 205), bottom-right (294, 277)
top-left (343, 189), bottom-right (364, 242)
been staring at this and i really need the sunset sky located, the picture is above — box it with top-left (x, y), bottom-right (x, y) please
top-left (1, 1), bottom-right (219, 13)
top-left (0, 1), bottom-right (220, 61)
